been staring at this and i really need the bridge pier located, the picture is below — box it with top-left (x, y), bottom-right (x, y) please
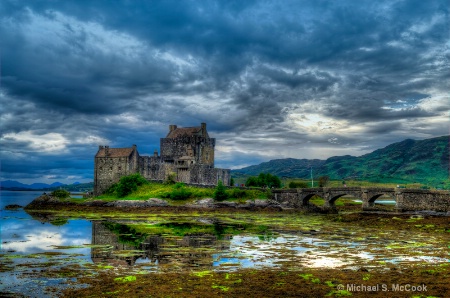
top-left (322, 189), bottom-right (340, 211)
top-left (361, 189), bottom-right (375, 210)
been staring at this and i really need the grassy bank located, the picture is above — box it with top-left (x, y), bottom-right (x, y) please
top-left (95, 181), bottom-right (271, 203)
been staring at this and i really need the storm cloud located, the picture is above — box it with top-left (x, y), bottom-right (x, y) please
top-left (1, 0), bottom-right (449, 183)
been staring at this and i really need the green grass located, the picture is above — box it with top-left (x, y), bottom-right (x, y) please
top-left (93, 181), bottom-right (270, 202)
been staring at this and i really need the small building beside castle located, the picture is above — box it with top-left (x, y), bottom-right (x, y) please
top-left (94, 123), bottom-right (231, 195)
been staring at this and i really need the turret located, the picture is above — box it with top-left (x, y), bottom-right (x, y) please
top-left (201, 123), bottom-right (207, 137)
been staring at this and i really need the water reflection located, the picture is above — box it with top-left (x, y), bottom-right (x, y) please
top-left (91, 221), bottom-right (231, 269)
top-left (87, 218), bottom-right (449, 272)
top-left (1, 213), bottom-right (91, 255)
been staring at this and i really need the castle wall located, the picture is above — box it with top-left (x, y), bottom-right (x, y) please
top-left (140, 156), bottom-right (165, 180)
top-left (216, 168), bottom-right (231, 186)
top-left (187, 165), bottom-right (230, 186)
top-left (199, 141), bottom-right (215, 166)
top-left (94, 156), bottom-right (133, 195)
top-left (161, 137), bottom-right (192, 160)
top-left (177, 168), bottom-right (191, 183)
top-left (161, 136), bottom-right (215, 166)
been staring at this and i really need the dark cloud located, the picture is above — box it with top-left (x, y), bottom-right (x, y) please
top-left (0, 0), bottom-right (448, 183)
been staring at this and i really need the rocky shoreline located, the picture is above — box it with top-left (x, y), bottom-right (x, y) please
top-left (23, 194), bottom-right (450, 216)
top-left (24, 193), bottom-right (322, 211)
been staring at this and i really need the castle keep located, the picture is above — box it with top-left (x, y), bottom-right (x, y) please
top-left (94, 123), bottom-right (231, 195)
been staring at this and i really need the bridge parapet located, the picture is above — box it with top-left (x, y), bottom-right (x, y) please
top-left (328, 187), bottom-right (361, 191)
top-left (362, 187), bottom-right (395, 192)
top-left (298, 188), bottom-right (325, 194)
top-left (396, 188), bottom-right (450, 194)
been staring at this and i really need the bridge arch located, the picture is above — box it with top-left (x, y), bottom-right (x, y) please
top-left (367, 193), bottom-right (396, 203)
top-left (324, 187), bottom-right (362, 209)
top-left (301, 193), bottom-right (328, 207)
top-left (362, 189), bottom-right (397, 209)
top-left (329, 194), bottom-right (351, 204)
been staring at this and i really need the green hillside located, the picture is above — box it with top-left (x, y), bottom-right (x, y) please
top-left (234, 158), bottom-right (325, 178)
top-left (232, 136), bottom-right (449, 187)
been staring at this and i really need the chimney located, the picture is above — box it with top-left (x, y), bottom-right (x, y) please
top-left (169, 125), bottom-right (177, 132)
top-left (99, 145), bottom-right (104, 150)
top-left (201, 123), bottom-right (206, 137)
top-left (105, 145), bottom-right (110, 156)
top-left (154, 149), bottom-right (158, 157)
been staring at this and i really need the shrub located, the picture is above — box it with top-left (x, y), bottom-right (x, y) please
top-left (214, 181), bottom-right (228, 201)
top-left (245, 173), bottom-right (281, 188)
top-left (228, 188), bottom-right (247, 199)
top-left (319, 176), bottom-right (330, 187)
top-left (288, 181), bottom-right (308, 188)
top-left (174, 182), bottom-right (186, 189)
top-left (170, 187), bottom-right (192, 200)
top-left (104, 183), bottom-right (118, 195)
top-left (245, 176), bottom-right (259, 187)
top-left (115, 173), bottom-right (148, 197)
top-left (165, 172), bottom-right (177, 185)
top-left (51, 189), bottom-right (70, 199)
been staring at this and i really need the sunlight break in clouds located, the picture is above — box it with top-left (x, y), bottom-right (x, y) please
top-left (1, 131), bottom-right (68, 153)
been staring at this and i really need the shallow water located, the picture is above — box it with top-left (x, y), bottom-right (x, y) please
top-left (1, 191), bottom-right (449, 297)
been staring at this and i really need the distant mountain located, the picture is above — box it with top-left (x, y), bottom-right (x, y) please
top-left (232, 158), bottom-right (326, 177)
top-left (232, 136), bottom-right (449, 185)
top-left (1, 181), bottom-right (93, 191)
top-left (1, 180), bottom-right (66, 190)
top-left (1, 180), bottom-right (32, 189)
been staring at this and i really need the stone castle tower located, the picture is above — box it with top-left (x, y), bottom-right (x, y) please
top-left (94, 123), bottom-right (230, 195)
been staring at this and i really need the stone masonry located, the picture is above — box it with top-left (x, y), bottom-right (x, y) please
top-left (272, 187), bottom-right (450, 212)
top-left (94, 123), bottom-right (231, 195)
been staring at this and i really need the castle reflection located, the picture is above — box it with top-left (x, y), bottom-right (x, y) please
top-left (91, 221), bottom-right (231, 268)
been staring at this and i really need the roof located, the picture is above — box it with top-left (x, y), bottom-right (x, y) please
top-left (166, 126), bottom-right (201, 138)
top-left (95, 147), bottom-right (135, 158)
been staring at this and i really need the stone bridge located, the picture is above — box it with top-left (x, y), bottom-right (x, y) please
top-left (272, 187), bottom-right (450, 212)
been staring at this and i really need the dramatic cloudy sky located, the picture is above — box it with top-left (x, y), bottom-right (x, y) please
top-left (1, 0), bottom-right (449, 184)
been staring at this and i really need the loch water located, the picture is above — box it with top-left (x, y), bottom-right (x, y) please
top-left (1, 191), bottom-right (448, 297)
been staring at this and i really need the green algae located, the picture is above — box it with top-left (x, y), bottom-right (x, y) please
top-left (326, 289), bottom-right (352, 297)
top-left (97, 264), bottom-right (114, 269)
top-left (194, 270), bottom-right (213, 278)
top-left (212, 284), bottom-right (229, 291)
top-left (111, 250), bottom-right (145, 258)
top-left (114, 275), bottom-right (136, 282)
top-left (298, 273), bottom-right (314, 280)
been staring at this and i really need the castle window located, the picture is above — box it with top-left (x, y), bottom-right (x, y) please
top-left (118, 166), bottom-right (122, 171)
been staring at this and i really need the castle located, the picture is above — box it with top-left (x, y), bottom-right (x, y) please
top-left (94, 123), bottom-right (231, 195)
